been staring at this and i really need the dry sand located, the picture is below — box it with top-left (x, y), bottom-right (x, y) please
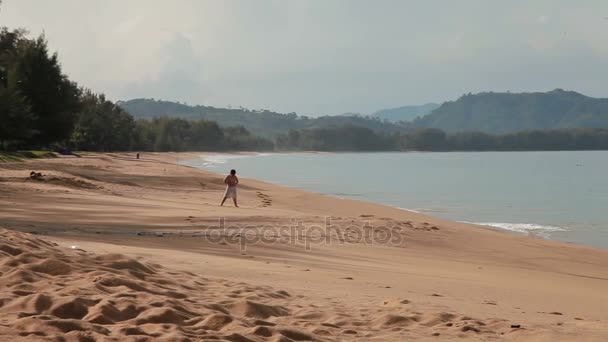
top-left (0, 152), bottom-right (607, 341)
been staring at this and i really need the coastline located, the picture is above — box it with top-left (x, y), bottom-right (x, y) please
top-left (182, 151), bottom-right (592, 246)
top-left (1, 152), bottom-right (607, 341)
top-left (189, 153), bottom-right (563, 244)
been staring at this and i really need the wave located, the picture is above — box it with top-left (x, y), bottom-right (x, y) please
top-left (181, 153), bottom-right (254, 168)
top-left (202, 154), bottom-right (251, 165)
top-left (396, 207), bottom-right (422, 214)
top-left (200, 152), bottom-right (281, 166)
top-left (465, 222), bottom-right (567, 238)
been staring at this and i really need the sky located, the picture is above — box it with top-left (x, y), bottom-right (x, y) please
top-left (1, 0), bottom-right (608, 116)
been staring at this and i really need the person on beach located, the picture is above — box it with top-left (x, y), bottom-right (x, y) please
top-left (220, 169), bottom-right (239, 207)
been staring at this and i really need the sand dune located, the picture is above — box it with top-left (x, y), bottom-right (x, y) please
top-left (0, 228), bottom-right (529, 341)
top-left (1, 152), bottom-right (607, 341)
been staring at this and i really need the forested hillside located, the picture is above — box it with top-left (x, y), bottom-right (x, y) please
top-left (413, 89), bottom-right (608, 134)
top-left (118, 99), bottom-right (407, 138)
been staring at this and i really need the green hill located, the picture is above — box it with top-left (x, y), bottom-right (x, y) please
top-left (413, 89), bottom-right (608, 133)
top-left (372, 103), bottom-right (439, 123)
top-left (117, 99), bottom-right (407, 138)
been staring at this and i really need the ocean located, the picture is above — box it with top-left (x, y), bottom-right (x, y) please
top-left (182, 151), bottom-right (608, 249)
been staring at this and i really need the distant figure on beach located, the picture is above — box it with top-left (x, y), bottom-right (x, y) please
top-left (221, 169), bottom-right (239, 207)
top-left (136, 153), bottom-right (140, 159)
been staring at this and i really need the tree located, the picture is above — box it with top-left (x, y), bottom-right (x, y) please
top-left (190, 120), bottom-right (223, 150)
top-left (10, 34), bottom-right (81, 146)
top-left (402, 128), bottom-right (446, 150)
top-left (0, 87), bottom-right (34, 149)
top-left (0, 28), bottom-right (35, 150)
top-left (71, 91), bottom-right (135, 151)
top-left (287, 129), bottom-right (301, 147)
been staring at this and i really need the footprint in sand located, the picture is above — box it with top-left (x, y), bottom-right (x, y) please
top-left (256, 191), bottom-right (273, 208)
top-left (415, 224), bottom-right (440, 231)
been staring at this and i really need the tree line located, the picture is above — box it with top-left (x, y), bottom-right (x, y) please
top-left (0, 27), bottom-right (273, 152)
top-left (277, 126), bottom-right (608, 151)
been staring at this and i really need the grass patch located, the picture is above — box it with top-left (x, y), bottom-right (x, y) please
top-left (0, 154), bottom-right (23, 162)
top-left (0, 151), bottom-right (57, 163)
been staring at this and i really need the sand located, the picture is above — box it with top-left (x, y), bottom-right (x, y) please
top-left (0, 152), bottom-right (607, 341)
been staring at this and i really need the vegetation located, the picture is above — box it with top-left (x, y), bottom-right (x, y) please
top-left (414, 90), bottom-right (608, 134)
top-left (70, 92), bottom-right (135, 152)
top-left (131, 118), bottom-right (273, 152)
top-left (1, 27), bottom-right (79, 149)
top-left (0, 150), bottom-right (57, 162)
top-left (402, 128), bottom-right (608, 151)
top-left (278, 126), bottom-right (608, 152)
top-left (0, 24), bottom-right (273, 153)
top-left (276, 126), bottom-right (395, 151)
top-left (118, 98), bottom-right (407, 138)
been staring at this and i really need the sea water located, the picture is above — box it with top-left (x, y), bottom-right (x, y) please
top-left (182, 151), bottom-right (608, 249)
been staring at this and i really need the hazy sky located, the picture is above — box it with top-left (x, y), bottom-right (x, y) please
top-left (1, 0), bottom-right (607, 115)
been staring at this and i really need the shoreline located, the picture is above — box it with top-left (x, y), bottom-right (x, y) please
top-left (1, 152), bottom-right (607, 341)
top-left (182, 151), bottom-right (591, 249)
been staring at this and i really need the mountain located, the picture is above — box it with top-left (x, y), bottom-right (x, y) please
top-left (372, 103), bottom-right (440, 123)
top-left (338, 112), bottom-right (365, 117)
top-left (117, 99), bottom-right (408, 138)
top-left (413, 89), bottom-right (608, 134)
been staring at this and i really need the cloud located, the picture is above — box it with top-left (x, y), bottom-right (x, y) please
top-left (119, 33), bottom-right (208, 104)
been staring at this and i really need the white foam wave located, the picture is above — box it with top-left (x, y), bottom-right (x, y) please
top-left (396, 207), bottom-right (422, 214)
top-left (466, 222), bottom-right (567, 238)
top-left (180, 154), bottom-right (252, 168)
top-left (202, 154), bottom-right (250, 165)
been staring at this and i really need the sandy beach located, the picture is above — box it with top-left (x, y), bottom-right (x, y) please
top-left (1, 152), bottom-right (607, 341)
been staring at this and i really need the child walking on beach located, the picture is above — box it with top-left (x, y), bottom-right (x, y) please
top-left (220, 169), bottom-right (239, 207)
